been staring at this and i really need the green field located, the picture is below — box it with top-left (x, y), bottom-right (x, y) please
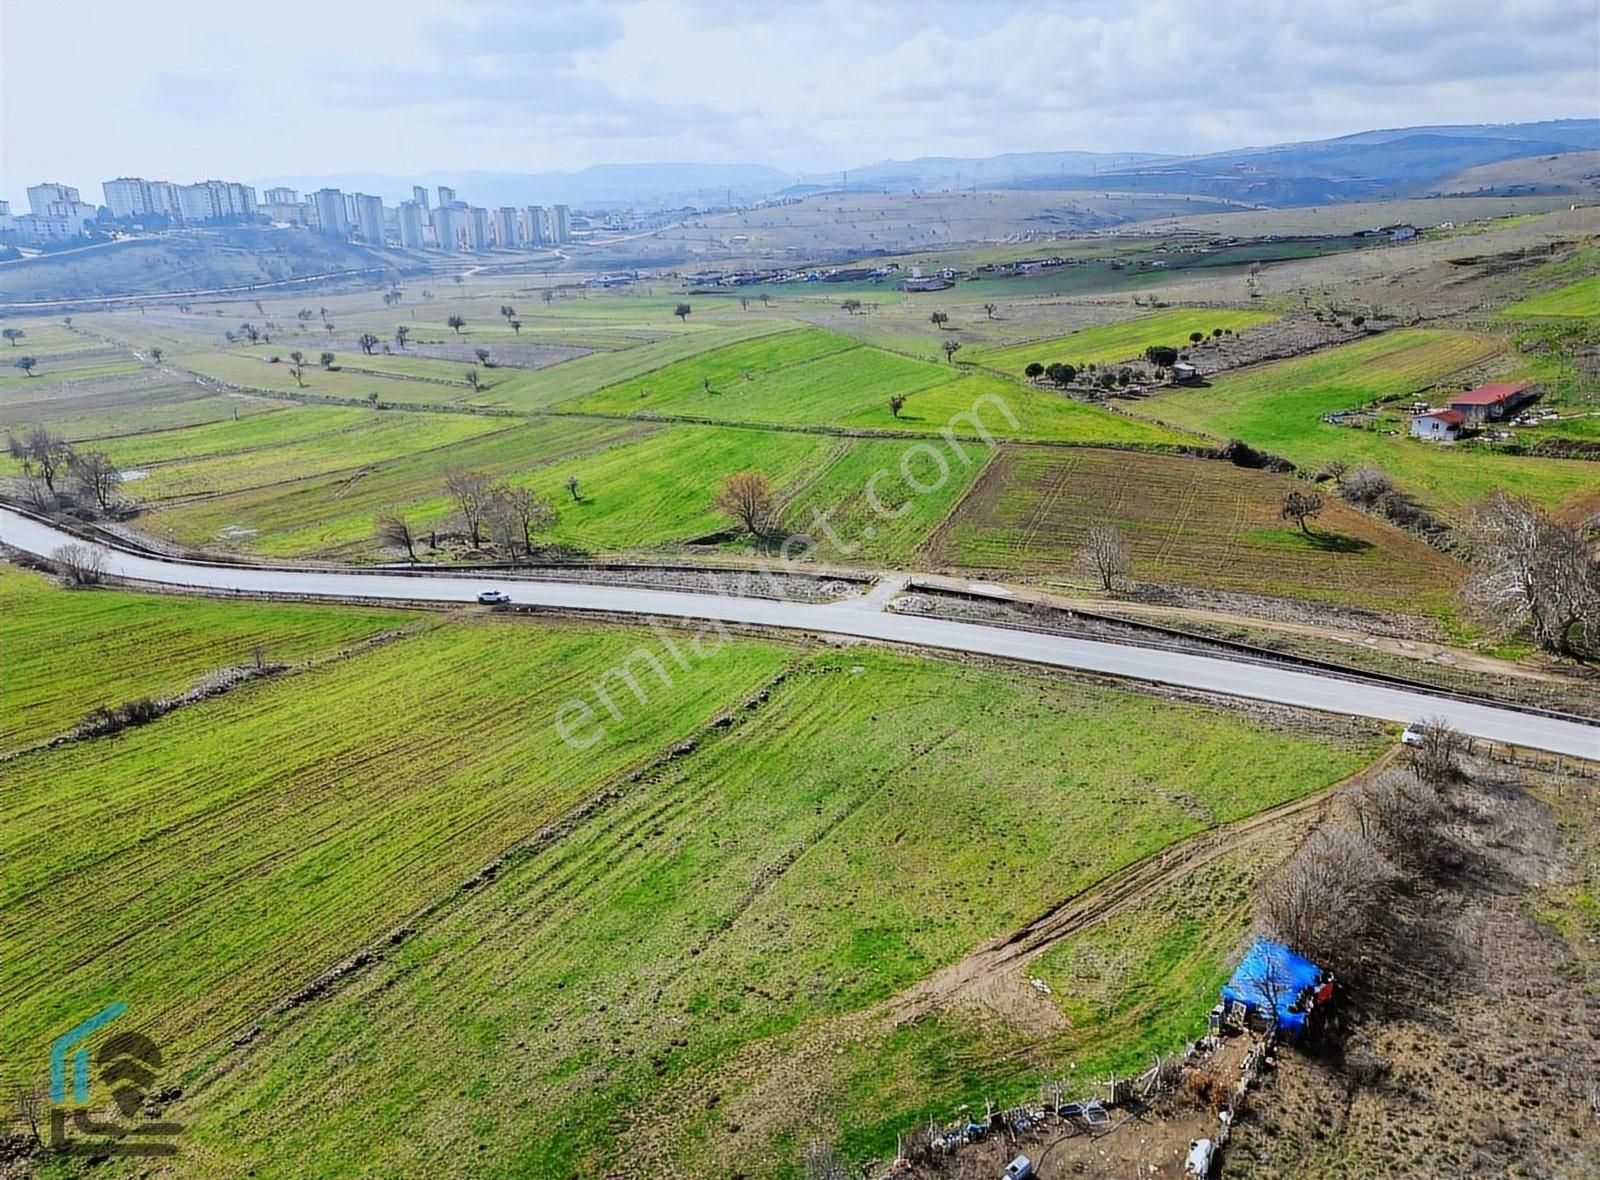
top-left (1, 618), bottom-right (795, 1078)
top-left (0, 565), bottom-right (412, 752)
top-left (1130, 329), bottom-right (1599, 512)
top-left (125, 641), bottom-right (1374, 1179)
top-left (971, 308), bottom-right (1276, 376)
top-left (1500, 274), bottom-right (1600, 319)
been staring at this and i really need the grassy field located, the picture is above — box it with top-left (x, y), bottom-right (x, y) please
top-left (970, 308), bottom-right (1276, 376)
top-left (1130, 329), bottom-right (1599, 512)
top-left (148, 644), bottom-right (1375, 1180)
top-left (1, 618), bottom-right (795, 1080)
top-left (140, 416), bottom-right (654, 555)
top-left (0, 565), bottom-right (412, 752)
top-left (1500, 274), bottom-right (1600, 318)
top-left (923, 445), bottom-right (1463, 613)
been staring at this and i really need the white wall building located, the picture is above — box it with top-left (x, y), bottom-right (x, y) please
top-left (311, 188), bottom-right (349, 237)
top-left (397, 200), bottom-right (427, 249)
top-left (494, 206), bottom-right (520, 248)
top-left (522, 205), bottom-right (547, 246)
top-left (550, 204), bottom-right (571, 244)
top-left (352, 193), bottom-right (385, 244)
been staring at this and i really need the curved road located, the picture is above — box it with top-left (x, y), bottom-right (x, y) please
top-left (3, 508), bottom-right (1595, 759)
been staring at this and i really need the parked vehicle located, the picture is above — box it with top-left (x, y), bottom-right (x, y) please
top-left (1002, 1156), bottom-right (1033, 1180)
top-left (1185, 1138), bottom-right (1215, 1177)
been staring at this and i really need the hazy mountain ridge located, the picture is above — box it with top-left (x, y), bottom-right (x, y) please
top-left (259, 120), bottom-right (1597, 211)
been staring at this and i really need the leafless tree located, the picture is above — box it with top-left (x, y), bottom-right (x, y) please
top-left (802, 1142), bottom-right (848, 1180)
top-left (942, 338), bottom-right (962, 363)
top-left (9, 428), bottom-right (75, 492)
top-left (1340, 465), bottom-right (1393, 507)
top-left (714, 470), bottom-right (775, 538)
top-left (487, 484), bottom-right (557, 558)
top-left (394, 326), bottom-right (409, 349)
top-left (71, 450), bottom-right (123, 512)
top-left (1461, 490), bottom-right (1598, 657)
top-left (1406, 716), bottom-right (1464, 786)
top-left (983, 302), bottom-right (997, 319)
top-left (888, 394), bottom-right (906, 418)
top-left (466, 367), bottom-right (481, 391)
top-left (1281, 489), bottom-right (1325, 535)
top-left (374, 512), bottom-right (419, 561)
top-left (1079, 523), bottom-right (1134, 592)
top-left (52, 542), bottom-right (106, 586)
top-left (443, 467), bottom-right (492, 546)
top-left (1257, 826), bottom-right (1389, 973)
top-left (288, 350), bottom-right (306, 387)
top-left (1319, 458), bottom-right (1349, 486)
top-left (565, 474), bottom-right (581, 502)
top-left (1356, 767), bottom-right (1446, 867)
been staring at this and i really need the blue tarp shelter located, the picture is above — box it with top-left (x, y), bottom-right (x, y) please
top-left (1219, 938), bottom-right (1327, 1041)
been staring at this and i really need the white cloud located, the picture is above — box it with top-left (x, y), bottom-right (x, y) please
top-left (1, 0), bottom-right (1593, 199)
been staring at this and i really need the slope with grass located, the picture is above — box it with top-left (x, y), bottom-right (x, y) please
top-left (1, 619), bottom-right (794, 1078)
top-left (162, 646), bottom-right (1378, 1180)
top-left (0, 564), bottom-right (412, 752)
top-left (1500, 273), bottom-right (1600, 318)
top-left (923, 446), bottom-right (1464, 613)
top-left (971, 308), bottom-right (1276, 376)
top-left (1131, 329), bottom-right (1598, 512)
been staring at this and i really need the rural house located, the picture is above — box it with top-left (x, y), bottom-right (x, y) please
top-left (1447, 381), bottom-right (1535, 425)
top-left (1410, 407), bottom-right (1465, 441)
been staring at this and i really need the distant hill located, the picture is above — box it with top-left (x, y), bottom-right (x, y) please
top-left (1426, 149), bottom-right (1600, 197)
top-left (259, 121), bottom-right (1597, 212)
top-left (0, 226), bottom-right (413, 305)
top-left (258, 163), bottom-right (795, 210)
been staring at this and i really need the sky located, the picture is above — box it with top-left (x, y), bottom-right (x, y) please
top-left (2, 0), bottom-right (1596, 204)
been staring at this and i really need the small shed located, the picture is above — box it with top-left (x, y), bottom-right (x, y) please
top-left (1220, 938), bottom-right (1332, 1042)
top-left (1171, 362), bottom-right (1200, 383)
top-left (1410, 408), bottom-right (1464, 441)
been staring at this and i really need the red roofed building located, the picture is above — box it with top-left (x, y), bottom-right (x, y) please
top-left (1447, 381), bottom-right (1535, 425)
top-left (1410, 407), bottom-right (1465, 441)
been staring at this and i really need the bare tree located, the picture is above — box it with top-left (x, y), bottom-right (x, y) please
top-left (1341, 465), bottom-right (1393, 507)
top-left (487, 484), bottom-right (557, 558)
top-left (10, 428), bottom-right (74, 492)
top-left (288, 350), bottom-right (306, 387)
top-left (358, 333), bottom-right (380, 355)
top-left (374, 512), bottom-right (419, 561)
top-left (1461, 490), bottom-right (1598, 657)
top-left (714, 471), bottom-right (775, 538)
top-left (1257, 826), bottom-right (1389, 973)
top-left (1356, 767), bottom-right (1445, 867)
top-left (942, 338), bottom-right (962, 363)
top-left (1406, 716), bottom-right (1464, 786)
top-left (983, 302), bottom-right (997, 319)
top-left (52, 543), bottom-right (107, 586)
top-left (443, 467), bottom-right (492, 546)
top-left (394, 326), bottom-right (409, 350)
top-left (929, 311), bottom-right (949, 329)
top-left (465, 368), bottom-right (481, 391)
top-left (447, 315), bottom-right (466, 335)
top-left (1079, 523), bottom-right (1134, 592)
top-left (565, 474), bottom-right (581, 502)
top-left (1281, 489), bottom-right (1324, 535)
top-left (888, 394), bottom-right (906, 418)
top-left (71, 451), bottom-right (123, 512)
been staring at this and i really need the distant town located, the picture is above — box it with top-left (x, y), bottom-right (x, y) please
top-left (0, 177), bottom-right (576, 253)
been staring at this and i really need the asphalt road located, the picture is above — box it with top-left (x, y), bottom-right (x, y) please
top-left (3, 508), bottom-right (1596, 759)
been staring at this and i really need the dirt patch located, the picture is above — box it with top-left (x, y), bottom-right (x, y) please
top-left (405, 339), bottom-right (593, 369)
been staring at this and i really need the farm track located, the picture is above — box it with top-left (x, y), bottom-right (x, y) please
top-left (889, 746), bottom-right (1400, 1025)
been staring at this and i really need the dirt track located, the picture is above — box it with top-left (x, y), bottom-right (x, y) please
top-left (890, 748), bottom-right (1400, 1031)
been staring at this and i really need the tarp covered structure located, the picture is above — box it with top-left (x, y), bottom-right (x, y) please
top-left (1219, 938), bottom-right (1328, 1041)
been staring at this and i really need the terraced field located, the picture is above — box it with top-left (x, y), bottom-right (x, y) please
top-left (0, 565), bottom-right (411, 751)
top-left (923, 446), bottom-right (1463, 612)
top-left (971, 308), bottom-right (1276, 376)
top-left (145, 643), bottom-right (1375, 1180)
top-left (1131, 329), bottom-right (1599, 512)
